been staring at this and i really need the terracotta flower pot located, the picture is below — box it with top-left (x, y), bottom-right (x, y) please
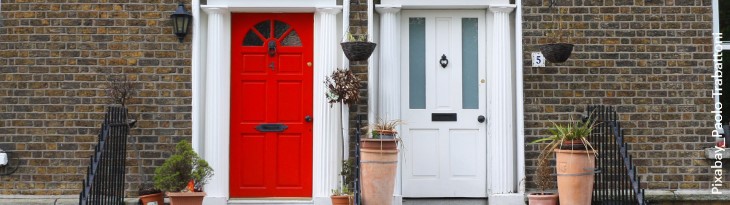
top-left (139, 192), bottom-right (164, 205)
top-left (167, 191), bottom-right (206, 205)
top-left (360, 139), bottom-right (398, 205)
top-left (331, 195), bottom-right (353, 205)
top-left (554, 149), bottom-right (595, 205)
top-left (527, 193), bottom-right (558, 205)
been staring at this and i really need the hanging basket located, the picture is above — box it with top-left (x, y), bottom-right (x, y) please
top-left (341, 42), bottom-right (377, 61)
top-left (539, 43), bottom-right (574, 63)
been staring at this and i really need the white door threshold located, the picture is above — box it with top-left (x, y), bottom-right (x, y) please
top-left (228, 198), bottom-right (313, 205)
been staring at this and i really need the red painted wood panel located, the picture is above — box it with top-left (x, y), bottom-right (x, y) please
top-left (230, 13), bottom-right (314, 198)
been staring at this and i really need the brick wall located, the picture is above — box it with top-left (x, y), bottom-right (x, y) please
top-left (522, 0), bottom-right (720, 190)
top-left (0, 0), bottom-right (192, 196)
top-left (348, 0), bottom-right (369, 157)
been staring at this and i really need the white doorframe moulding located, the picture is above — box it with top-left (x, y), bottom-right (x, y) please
top-left (373, 2), bottom-right (523, 205)
top-left (196, 1), bottom-right (343, 204)
top-left (486, 4), bottom-right (523, 205)
top-left (200, 5), bottom-right (231, 205)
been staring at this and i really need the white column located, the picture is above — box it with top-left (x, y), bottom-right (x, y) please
top-left (367, 0), bottom-right (377, 131)
top-left (201, 5), bottom-right (230, 205)
top-left (376, 6), bottom-right (404, 205)
top-left (376, 6), bottom-right (401, 122)
top-left (191, 0), bottom-right (207, 155)
top-left (341, 0), bottom-right (351, 161)
top-left (313, 7), bottom-right (343, 205)
top-left (487, 5), bottom-right (522, 205)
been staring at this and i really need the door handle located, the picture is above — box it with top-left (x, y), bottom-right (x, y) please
top-left (478, 115), bottom-right (485, 123)
top-left (305, 115), bottom-right (312, 122)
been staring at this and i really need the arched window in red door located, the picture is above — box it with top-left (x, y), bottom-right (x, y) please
top-left (243, 20), bottom-right (302, 47)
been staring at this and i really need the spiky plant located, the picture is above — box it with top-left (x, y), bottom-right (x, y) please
top-left (531, 114), bottom-right (598, 156)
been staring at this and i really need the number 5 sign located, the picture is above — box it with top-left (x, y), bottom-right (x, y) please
top-left (532, 52), bottom-right (545, 67)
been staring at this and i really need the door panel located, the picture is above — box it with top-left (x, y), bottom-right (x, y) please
top-left (401, 10), bottom-right (487, 198)
top-left (231, 13), bottom-right (314, 198)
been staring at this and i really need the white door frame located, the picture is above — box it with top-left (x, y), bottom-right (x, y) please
top-left (375, 3), bottom-right (523, 204)
top-left (194, 1), bottom-right (344, 204)
top-left (399, 10), bottom-right (488, 197)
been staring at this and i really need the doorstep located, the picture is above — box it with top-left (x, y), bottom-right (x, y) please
top-left (228, 198), bottom-right (313, 204)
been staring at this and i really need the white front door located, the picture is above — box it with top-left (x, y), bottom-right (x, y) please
top-left (400, 10), bottom-right (487, 197)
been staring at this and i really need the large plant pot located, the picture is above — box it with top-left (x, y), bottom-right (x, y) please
top-left (527, 193), bottom-right (558, 205)
top-left (539, 43), bottom-right (574, 63)
top-left (341, 42), bottom-right (377, 61)
top-left (360, 139), bottom-right (398, 205)
top-left (554, 149), bottom-right (595, 205)
top-left (167, 192), bottom-right (206, 205)
top-left (139, 192), bottom-right (164, 205)
top-left (331, 195), bottom-right (353, 205)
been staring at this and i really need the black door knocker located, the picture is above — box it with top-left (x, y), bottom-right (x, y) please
top-left (268, 41), bottom-right (277, 57)
top-left (440, 54), bottom-right (449, 68)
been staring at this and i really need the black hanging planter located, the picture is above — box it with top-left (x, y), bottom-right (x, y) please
top-left (341, 42), bottom-right (377, 61)
top-left (539, 43), bottom-right (574, 63)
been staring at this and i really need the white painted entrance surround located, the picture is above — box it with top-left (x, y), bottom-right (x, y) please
top-left (399, 10), bottom-right (488, 197)
top-left (373, 0), bottom-right (525, 204)
top-left (192, 0), bottom-right (349, 204)
top-left (189, 0), bottom-right (526, 204)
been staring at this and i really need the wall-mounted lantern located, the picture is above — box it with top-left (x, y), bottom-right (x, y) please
top-left (171, 3), bottom-right (192, 43)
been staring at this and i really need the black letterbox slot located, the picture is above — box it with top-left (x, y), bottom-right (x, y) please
top-left (432, 113), bottom-right (457, 121)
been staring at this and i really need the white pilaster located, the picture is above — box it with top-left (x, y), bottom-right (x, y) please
top-left (486, 4), bottom-right (522, 203)
top-left (313, 7), bottom-right (343, 204)
top-left (201, 5), bottom-right (230, 205)
top-left (376, 6), bottom-right (404, 205)
top-left (191, 0), bottom-right (207, 155)
top-left (376, 6), bottom-right (401, 122)
top-left (486, 5), bottom-right (521, 204)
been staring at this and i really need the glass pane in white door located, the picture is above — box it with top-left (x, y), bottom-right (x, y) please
top-left (462, 18), bottom-right (478, 109)
top-left (409, 17), bottom-right (426, 109)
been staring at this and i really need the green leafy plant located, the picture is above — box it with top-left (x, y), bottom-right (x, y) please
top-left (368, 118), bottom-right (403, 138)
top-left (345, 32), bottom-right (368, 42)
top-left (530, 114), bottom-right (598, 194)
top-left (154, 140), bottom-right (214, 192)
top-left (531, 114), bottom-right (598, 155)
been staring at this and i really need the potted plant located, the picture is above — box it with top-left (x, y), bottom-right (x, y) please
top-left (331, 160), bottom-right (355, 205)
top-left (539, 3), bottom-right (573, 63)
top-left (359, 119), bottom-right (402, 205)
top-left (526, 146), bottom-right (558, 205)
top-left (331, 187), bottom-right (353, 205)
top-left (138, 185), bottom-right (164, 205)
top-left (532, 116), bottom-right (597, 205)
top-left (369, 118), bottom-right (402, 140)
top-left (325, 68), bottom-right (361, 195)
top-left (153, 140), bottom-right (214, 205)
top-left (340, 32), bottom-right (377, 61)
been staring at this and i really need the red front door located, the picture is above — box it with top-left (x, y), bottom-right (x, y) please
top-left (230, 13), bottom-right (314, 198)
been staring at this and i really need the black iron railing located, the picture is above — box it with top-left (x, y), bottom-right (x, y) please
top-left (79, 107), bottom-right (133, 205)
top-left (354, 114), bottom-right (364, 205)
top-left (588, 105), bottom-right (648, 205)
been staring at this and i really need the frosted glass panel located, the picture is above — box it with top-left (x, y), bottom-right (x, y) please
top-left (462, 18), bottom-right (478, 109)
top-left (409, 17), bottom-right (426, 109)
